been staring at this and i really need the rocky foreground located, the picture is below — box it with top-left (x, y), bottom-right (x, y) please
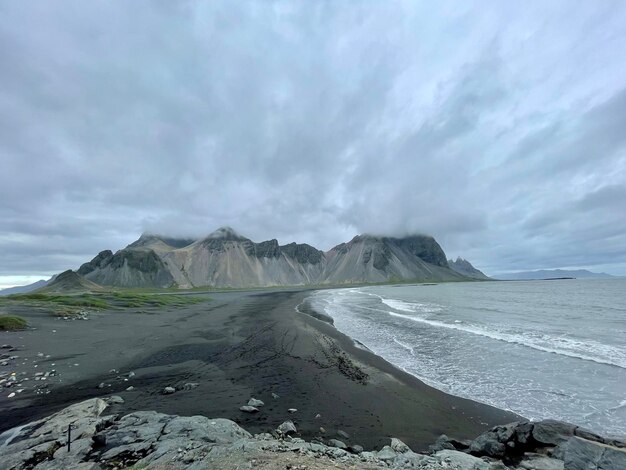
top-left (0, 396), bottom-right (624, 470)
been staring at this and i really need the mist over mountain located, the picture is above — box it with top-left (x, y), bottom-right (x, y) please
top-left (75, 227), bottom-right (467, 289)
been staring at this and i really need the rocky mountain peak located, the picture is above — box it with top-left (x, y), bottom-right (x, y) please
top-left (205, 227), bottom-right (247, 241)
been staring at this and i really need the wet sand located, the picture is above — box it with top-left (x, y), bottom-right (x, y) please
top-left (0, 289), bottom-right (519, 450)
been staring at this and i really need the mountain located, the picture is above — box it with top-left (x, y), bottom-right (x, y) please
top-left (448, 257), bottom-right (491, 280)
top-left (36, 270), bottom-right (104, 294)
top-left (323, 235), bottom-right (464, 284)
top-left (73, 227), bottom-right (467, 289)
top-left (496, 269), bottom-right (615, 281)
top-left (0, 279), bottom-right (50, 296)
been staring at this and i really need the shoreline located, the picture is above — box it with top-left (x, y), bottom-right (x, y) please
top-left (1, 288), bottom-right (519, 451)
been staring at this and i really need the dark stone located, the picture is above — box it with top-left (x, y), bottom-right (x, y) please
top-left (429, 435), bottom-right (456, 453)
top-left (532, 420), bottom-right (576, 446)
top-left (328, 439), bottom-right (347, 449)
top-left (348, 444), bottom-right (364, 454)
top-left (515, 421), bottom-right (534, 445)
top-left (337, 430), bottom-right (350, 440)
top-left (92, 434), bottom-right (106, 448)
top-left (469, 432), bottom-right (506, 458)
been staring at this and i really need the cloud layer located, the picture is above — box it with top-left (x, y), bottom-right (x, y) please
top-left (1, 0), bottom-right (626, 284)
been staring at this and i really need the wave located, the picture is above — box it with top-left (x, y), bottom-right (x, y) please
top-left (380, 297), bottom-right (443, 313)
top-left (387, 311), bottom-right (626, 369)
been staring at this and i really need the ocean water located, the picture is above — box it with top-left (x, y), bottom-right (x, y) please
top-left (306, 279), bottom-right (626, 438)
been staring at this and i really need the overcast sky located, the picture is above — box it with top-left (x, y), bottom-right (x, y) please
top-left (1, 1), bottom-right (626, 287)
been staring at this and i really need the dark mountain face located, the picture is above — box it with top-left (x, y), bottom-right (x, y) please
top-left (78, 250), bottom-right (113, 275)
top-left (80, 248), bottom-right (175, 288)
top-left (388, 236), bottom-right (449, 267)
top-left (280, 243), bottom-right (323, 265)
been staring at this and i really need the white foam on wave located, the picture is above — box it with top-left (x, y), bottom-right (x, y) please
top-left (380, 297), bottom-right (443, 313)
top-left (387, 311), bottom-right (626, 369)
top-left (392, 336), bottom-right (416, 356)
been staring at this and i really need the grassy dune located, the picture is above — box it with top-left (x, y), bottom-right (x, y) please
top-left (0, 291), bottom-right (209, 317)
top-left (0, 315), bottom-right (28, 330)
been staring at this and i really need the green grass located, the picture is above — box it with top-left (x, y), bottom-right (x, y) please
top-left (2, 291), bottom-right (209, 316)
top-left (0, 315), bottom-right (28, 331)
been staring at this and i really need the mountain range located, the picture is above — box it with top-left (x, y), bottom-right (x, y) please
top-left (495, 269), bottom-right (615, 281)
top-left (73, 227), bottom-right (486, 289)
top-left (0, 228), bottom-right (492, 293)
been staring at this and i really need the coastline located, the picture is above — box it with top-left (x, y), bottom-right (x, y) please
top-left (0, 288), bottom-right (518, 451)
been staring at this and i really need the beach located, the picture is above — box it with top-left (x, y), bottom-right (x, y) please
top-left (0, 289), bottom-right (518, 451)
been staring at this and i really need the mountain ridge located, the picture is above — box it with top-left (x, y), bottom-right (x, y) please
top-left (448, 257), bottom-right (491, 280)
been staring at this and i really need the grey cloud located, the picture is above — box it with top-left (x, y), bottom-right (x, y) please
top-left (1, 0), bottom-right (626, 281)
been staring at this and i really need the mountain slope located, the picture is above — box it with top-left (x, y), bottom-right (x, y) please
top-left (75, 227), bottom-right (468, 288)
top-left (79, 248), bottom-right (175, 288)
top-left (448, 257), bottom-right (491, 280)
top-left (0, 279), bottom-right (50, 296)
top-left (36, 270), bottom-right (104, 294)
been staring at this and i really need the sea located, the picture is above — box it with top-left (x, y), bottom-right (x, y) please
top-left (306, 279), bottom-right (626, 438)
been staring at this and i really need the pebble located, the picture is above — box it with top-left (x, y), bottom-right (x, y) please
top-left (163, 386), bottom-right (176, 395)
top-left (288, 408), bottom-right (298, 413)
top-left (239, 406), bottom-right (259, 413)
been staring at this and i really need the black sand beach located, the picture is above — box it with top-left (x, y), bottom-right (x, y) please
top-left (0, 289), bottom-right (519, 450)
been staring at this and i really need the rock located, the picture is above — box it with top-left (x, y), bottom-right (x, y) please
top-left (574, 426), bottom-right (606, 444)
top-left (92, 434), bottom-right (107, 448)
top-left (247, 398), bottom-right (264, 407)
top-left (376, 445), bottom-right (397, 461)
top-left (319, 427), bottom-right (326, 434)
top-left (271, 392), bottom-right (280, 399)
top-left (96, 382), bottom-right (106, 389)
top-left (558, 436), bottom-right (626, 470)
top-left (315, 413), bottom-right (321, 419)
top-left (127, 371), bottom-right (136, 378)
top-left (276, 420), bottom-right (297, 435)
top-left (239, 406), bottom-right (259, 413)
top-left (348, 444), bottom-right (364, 454)
top-left (328, 439), bottom-right (346, 449)
top-left (337, 429), bottom-right (350, 439)
top-left (106, 395), bottom-right (124, 405)
top-left (287, 408), bottom-right (297, 413)
top-left (434, 450), bottom-right (492, 470)
top-left (429, 434), bottom-right (463, 452)
top-left (183, 382), bottom-right (200, 391)
top-left (162, 386), bottom-right (176, 395)
top-left (469, 431), bottom-right (506, 458)
top-left (125, 386), bottom-right (134, 391)
top-left (532, 419), bottom-right (576, 445)
top-left (519, 453), bottom-right (564, 470)
top-left (390, 437), bottom-right (411, 453)
top-left (514, 421), bottom-right (534, 446)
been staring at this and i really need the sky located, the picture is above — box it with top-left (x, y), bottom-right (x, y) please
top-left (1, 1), bottom-right (626, 288)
